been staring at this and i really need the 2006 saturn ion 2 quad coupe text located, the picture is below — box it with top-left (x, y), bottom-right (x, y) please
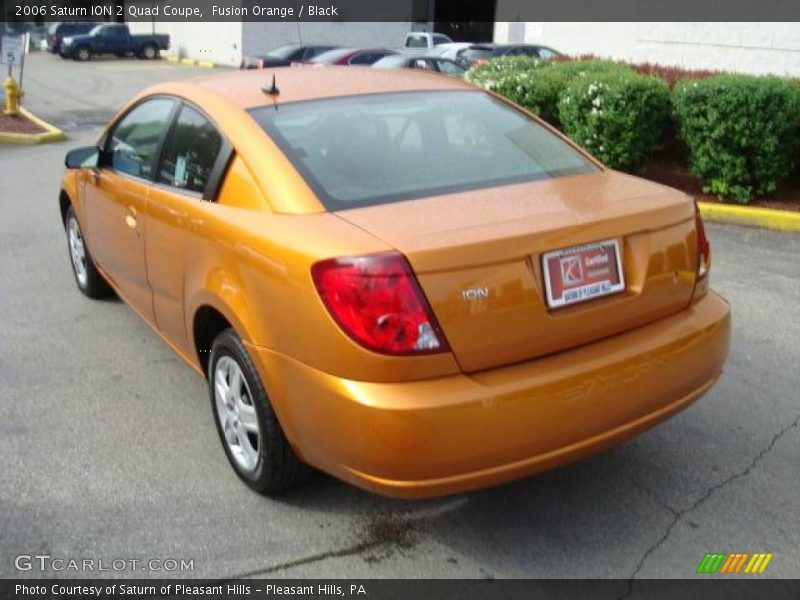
top-left (59, 68), bottom-right (730, 498)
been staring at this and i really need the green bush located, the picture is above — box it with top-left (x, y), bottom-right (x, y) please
top-left (467, 58), bottom-right (628, 127)
top-left (674, 75), bottom-right (800, 203)
top-left (465, 56), bottom-right (550, 115)
top-left (521, 61), bottom-right (631, 126)
top-left (558, 70), bottom-right (671, 173)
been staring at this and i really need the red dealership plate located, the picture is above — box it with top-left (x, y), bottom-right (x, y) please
top-left (542, 239), bottom-right (625, 308)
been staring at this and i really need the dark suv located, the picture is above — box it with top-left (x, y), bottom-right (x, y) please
top-left (46, 22), bottom-right (98, 54)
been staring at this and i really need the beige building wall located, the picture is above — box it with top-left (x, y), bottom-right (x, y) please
top-left (127, 21), bottom-right (243, 66)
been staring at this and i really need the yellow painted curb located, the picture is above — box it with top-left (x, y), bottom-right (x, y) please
top-left (166, 56), bottom-right (215, 68)
top-left (0, 107), bottom-right (66, 145)
top-left (699, 202), bottom-right (800, 232)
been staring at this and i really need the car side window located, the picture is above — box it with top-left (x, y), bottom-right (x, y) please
top-left (305, 46), bottom-right (334, 60)
top-left (157, 105), bottom-right (222, 194)
top-left (538, 48), bottom-right (557, 59)
top-left (106, 98), bottom-right (175, 179)
top-left (98, 26), bottom-right (121, 39)
top-left (436, 60), bottom-right (464, 76)
top-left (349, 52), bottom-right (384, 65)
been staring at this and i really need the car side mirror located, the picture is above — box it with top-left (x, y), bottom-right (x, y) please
top-left (65, 146), bottom-right (100, 169)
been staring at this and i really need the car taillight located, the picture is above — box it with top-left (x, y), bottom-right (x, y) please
top-left (311, 251), bottom-right (449, 355)
top-left (695, 205), bottom-right (710, 279)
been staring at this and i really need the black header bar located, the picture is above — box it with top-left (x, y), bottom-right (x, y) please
top-left (2, 0), bottom-right (800, 23)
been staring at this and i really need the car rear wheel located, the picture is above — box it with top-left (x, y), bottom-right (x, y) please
top-left (141, 44), bottom-right (158, 60)
top-left (64, 205), bottom-right (111, 298)
top-left (74, 46), bottom-right (91, 61)
top-left (209, 329), bottom-right (310, 494)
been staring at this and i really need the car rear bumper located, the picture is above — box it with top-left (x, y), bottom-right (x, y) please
top-left (249, 291), bottom-right (730, 499)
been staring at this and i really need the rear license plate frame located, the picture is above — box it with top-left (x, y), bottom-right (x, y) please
top-left (542, 239), bottom-right (625, 308)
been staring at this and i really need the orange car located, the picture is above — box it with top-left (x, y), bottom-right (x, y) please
top-left (59, 68), bottom-right (730, 498)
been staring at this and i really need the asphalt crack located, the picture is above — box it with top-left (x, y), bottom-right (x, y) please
top-left (223, 514), bottom-right (419, 579)
top-left (619, 412), bottom-right (800, 599)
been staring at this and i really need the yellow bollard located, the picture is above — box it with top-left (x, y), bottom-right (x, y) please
top-left (4, 76), bottom-right (24, 117)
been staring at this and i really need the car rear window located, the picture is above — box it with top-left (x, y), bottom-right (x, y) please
top-left (405, 34), bottom-right (428, 48)
top-left (249, 91), bottom-right (597, 211)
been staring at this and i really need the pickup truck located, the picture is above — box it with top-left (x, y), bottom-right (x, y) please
top-left (403, 31), bottom-right (453, 49)
top-left (60, 23), bottom-right (169, 61)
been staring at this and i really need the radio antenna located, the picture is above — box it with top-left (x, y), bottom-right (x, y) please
top-left (262, 74), bottom-right (280, 96)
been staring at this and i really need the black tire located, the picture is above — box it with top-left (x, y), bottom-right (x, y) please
top-left (64, 205), bottom-right (112, 298)
top-left (141, 44), bottom-right (158, 60)
top-left (209, 329), bottom-right (311, 494)
top-left (73, 46), bottom-right (92, 61)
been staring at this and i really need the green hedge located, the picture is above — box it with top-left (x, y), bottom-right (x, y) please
top-left (558, 71), bottom-right (671, 173)
top-left (674, 75), bottom-right (800, 203)
top-left (468, 58), bottom-right (800, 200)
top-left (466, 58), bottom-right (626, 127)
top-left (465, 56), bottom-right (550, 117)
top-left (468, 59), bottom-right (670, 172)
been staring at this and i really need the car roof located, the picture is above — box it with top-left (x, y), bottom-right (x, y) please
top-left (146, 66), bottom-right (474, 109)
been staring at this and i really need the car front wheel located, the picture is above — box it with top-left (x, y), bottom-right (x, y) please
top-left (209, 329), bottom-right (310, 494)
top-left (64, 205), bottom-right (111, 298)
top-left (141, 44), bottom-right (158, 60)
top-left (74, 46), bottom-right (91, 61)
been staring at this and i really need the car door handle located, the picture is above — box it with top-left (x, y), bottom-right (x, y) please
top-left (125, 206), bottom-right (139, 234)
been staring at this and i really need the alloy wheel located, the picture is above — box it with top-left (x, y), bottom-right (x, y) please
top-left (67, 215), bottom-right (88, 287)
top-left (213, 356), bottom-right (261, 473)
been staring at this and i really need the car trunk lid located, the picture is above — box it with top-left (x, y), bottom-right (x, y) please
top-left (335, 170), bottom-right (699, 372)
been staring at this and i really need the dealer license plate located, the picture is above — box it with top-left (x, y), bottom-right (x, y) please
top-left (542, 239), bottom-right (625, 308)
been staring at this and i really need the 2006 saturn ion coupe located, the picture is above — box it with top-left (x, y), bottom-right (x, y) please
top-left (59, 68), bottom-right (730, 498)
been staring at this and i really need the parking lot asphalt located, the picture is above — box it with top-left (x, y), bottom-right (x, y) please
top-left (1, 54), bottom-right (799, 584)
top-left (8, 52), bottom-right (214, 131)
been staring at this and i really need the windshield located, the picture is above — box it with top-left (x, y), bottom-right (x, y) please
top-left (249, 91), bottom-right (597, 211)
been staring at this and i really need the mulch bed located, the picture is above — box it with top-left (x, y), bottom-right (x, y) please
top-left (0, 111), bottom-right (46, 135)
top-left (644, 159), bottom-right (800, 213)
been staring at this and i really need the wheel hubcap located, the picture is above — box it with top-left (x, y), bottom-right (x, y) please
top-left (68, 216), bottom-right (88, 287)
top-left (214, 356), bottom-right (261, 473)
top-left (145, 47), bottom-right (154, 58)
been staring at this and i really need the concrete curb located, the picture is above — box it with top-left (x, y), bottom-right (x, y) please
top-left (0, 107), bottom-right (66, 145)
top-left (698, 202), bottom-right (800, 233)
top-left (165, 55), bottom-right (215, 68)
